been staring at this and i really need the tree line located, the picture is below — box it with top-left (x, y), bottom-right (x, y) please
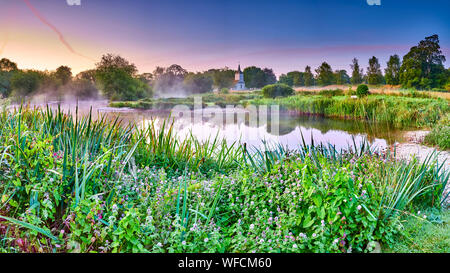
top-left (277, 34), bottom-right (449, 90)
top-left (0, 34), bottom-right (448, 102)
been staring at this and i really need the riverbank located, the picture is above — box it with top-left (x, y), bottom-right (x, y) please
top-left (0, 106), bottom-right (448, 253)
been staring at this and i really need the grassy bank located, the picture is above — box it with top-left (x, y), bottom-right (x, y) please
top-left (0, 106), bottom-right (448, 253)
top-left (424, 113), bottom-right (450, 150)
top-left (251, 94), bottom-right (449, 129)
top-left (384, 209), bottom-right (450, 253)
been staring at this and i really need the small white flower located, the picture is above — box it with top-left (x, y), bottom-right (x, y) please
top-left (182, 241), bottom-right (186, 245)
top-left (357, 205), bottom-right (362, 210)
top-left (204, 238), bottom-right (209, 243)
top-left (249, 224), bottom-right (255, 230)
top-left (293, 244), bottom-right (298, 249)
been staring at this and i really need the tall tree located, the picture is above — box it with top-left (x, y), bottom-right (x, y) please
top-left (304, 66), bottom-right (314, 86)
top-left (367, 56), bottom-right (383, 85)
top-left (350, 58), bottom-right (363, 84)
top-left (96, 54), bottom-right (138, 76)
top-left (334, 70), bottom-right (350, 85)
top-left (287, 71), bottom-right (304, 86)
top-left (95, 54), bottom-right (150, 100)
top-left (385, 54), bottom-right (401, 85)
top-left (315, 62), bottom-right (335, 86)
top-left (263, 68), bottom-right (277, 85)
top-left (54, 66), bottom-right (72, 85)
top-left (399, 34), bottom-right (447, 89)
top-left (207, 68), bottom-right (234, 89)
top-left (183, 73), bottom-right (213, 94)
top-left (243, 66), bottom-right (266, 88)
top-left (278, 74), bottom-right (294, 87)
top-left (0, 58), bottom-right (18, 72)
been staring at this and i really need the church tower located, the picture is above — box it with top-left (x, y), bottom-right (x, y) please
top-left (233, 64), bottom-right (246, 91)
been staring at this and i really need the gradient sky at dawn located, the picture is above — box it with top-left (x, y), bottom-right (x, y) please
top-left (0, 0), bottom-right (449, 76)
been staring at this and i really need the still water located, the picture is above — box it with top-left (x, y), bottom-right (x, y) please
top-left (24, 100), bottom-right (406, 151)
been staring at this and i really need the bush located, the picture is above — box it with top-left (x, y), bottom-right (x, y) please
top-left (219, 88), bottom-right (229, 94)
top-left (356, 84), bottom-right (370, 97)
top-left (425, 114), bottom-right (450, 150)
top-left (262, 83), bottom-right (294, 98)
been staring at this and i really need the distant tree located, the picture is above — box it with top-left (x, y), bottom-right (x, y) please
top-left (263, 68), bottom-right (277, 85)
top-left (0, 72), bottom-right (14, 97)
top-left (95, 54), bottom-right (150, 100)
top-left (350, 58), bottom-right (364, 85)
top-left (315, 62), bottom-right (335, 86)
top-left (367, 56), bottom-right (383, 85)
top-left (0, 58), bottom-right (18, 72)
top-left (183, 73), bottom-right (213, 94)
top-left (399, 34), bottom-right (447, 89)
top-left (96, 54), bottom-right (138, 76)
top-left (76, 69), bottom-right (97, 83)
top-left (385, 54), bottom-right (401, 85)
top-left (0, 59), bottom-right (18, 97)
top-left (153, 64), bottom-right (188, 93)
top-left (54, 66), bottom-right (72, 85)
top-left (208, 68), bottom-right (235, 89)
top-left (278, 74), bottom-right (294, 87)
top-left (287, 71), bottom-right (304, 86)
top-left (262, 83), bottom-right (294, 98)
top-left (96, 68), bottom-right (150, 101)
top-left (304, 66), bottom-right (314, 86)
top-left (243, 66), bottom-right (266, 88)
top-left (10, 70), bottom-right (41, 97)
top-left (68, 78), bottom-right (99, 99)
top-left (334, 70), bottom-right (350, 85)
top-left (138, 73), bottom-right (153, 85)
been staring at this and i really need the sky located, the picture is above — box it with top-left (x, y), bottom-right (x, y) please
top-left (0, 0), bottom-right (449, 76)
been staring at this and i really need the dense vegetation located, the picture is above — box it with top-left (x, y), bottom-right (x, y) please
top-left (0, 106), bottom-right (448, 253)
top-left (425, 113), bottom-right (450, 150)
top-left (276, 35), bottom-right (449, 91)
top-left (262, 84), bottom-right (294, 98)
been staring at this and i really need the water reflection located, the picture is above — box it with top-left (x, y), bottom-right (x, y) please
top-left (17, 102), bottom-right (405, 151)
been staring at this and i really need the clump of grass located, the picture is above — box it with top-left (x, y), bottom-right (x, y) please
top-left (425, 113), bottom-right (450, 150)
top-left (384, 209), bottom-right (450, 253)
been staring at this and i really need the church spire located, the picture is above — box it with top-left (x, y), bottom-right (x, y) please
top-left (237, 63), bottom-right (242, 73)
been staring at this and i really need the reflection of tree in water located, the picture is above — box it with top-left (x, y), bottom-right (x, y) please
top-left (89, 108), bottom-right (405, 146)
top-left (265, 112), bottom-right (404, 145)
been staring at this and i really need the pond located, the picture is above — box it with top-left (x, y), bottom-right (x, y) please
top-left (19, 100), bottom-right (407, 151)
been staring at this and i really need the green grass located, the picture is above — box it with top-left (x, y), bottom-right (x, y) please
top-left (0, 105), bottom-right (448, 253)
top-left (384, 209), bottom-right (450, 253)
top-left (425, 113), bottom-right (450, 150)
top-left (251, 94), bottom-right (449, 129)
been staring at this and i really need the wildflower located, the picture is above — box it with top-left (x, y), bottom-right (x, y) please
top-left (357, 205), bottom-right (362, 210)
top-left (157, 242), bottom-right (163, 247)
top-left (182, 241), bottom-right (186, 246)
top-left (249, 224), bottom-right (255, 230)
top-left (293, 244), bottom-right (298, 249)
top-left (204, 238), bottom-right (209, 243)
top-left (312, 233), bottom-right (317, 238)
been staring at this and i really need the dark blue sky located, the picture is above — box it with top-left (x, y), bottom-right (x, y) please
top-left (1, 0), bottom-right (449, 74)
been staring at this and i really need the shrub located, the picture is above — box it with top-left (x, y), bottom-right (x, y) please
top-left (425, 114), bottom-right (450, 150)
top-left (356, 84), bottom-right (370, 97)
top-left (262, 83), bottom-right (294, 98)
top-left (219, 88), bottom-right (229, 94)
